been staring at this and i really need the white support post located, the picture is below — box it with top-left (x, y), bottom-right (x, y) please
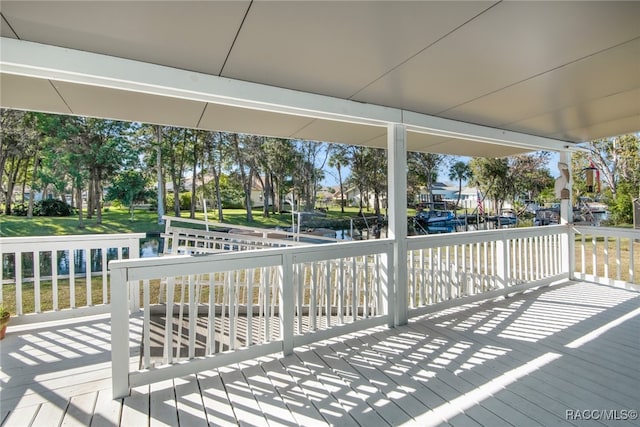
top-left (111, 266), bottom-right (130, 399)
top-left (559, 151), bottom-right (574, 277)
top-left (387, 123), bottom-right (408, 327)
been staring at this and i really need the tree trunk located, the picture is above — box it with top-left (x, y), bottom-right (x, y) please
top-left (86, 169), bottom-right (94, 219)
top-left (76, 183), bottom-right (84, 229)
top-left (4, 180), bottom-right (15, 215)
top-left (244, 168), bottom-right (254, 222)
top-left (27, 152), bottom-right (40, 218)
top-left (173, 187), bottom-right (180, 217)
top-left (337, 165), bottom-right (345, 213)
top-left (214, 174), bottom-right (224, 222)
top-left (95, 169), bottom-right (102, 224)
top-left (190, 160), bottom-right (197, 219)
top-left (156, 126), bottom-right (165, 224)
top-left (262, 174), bottom-right (270, 217)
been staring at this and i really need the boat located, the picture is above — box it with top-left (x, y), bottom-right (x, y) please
top-left (534, 208), bottom-right (560, 226)
top-left (415, 210), bottom-right (458, 225)
top-left (412, 210), bottom-right (466, 234)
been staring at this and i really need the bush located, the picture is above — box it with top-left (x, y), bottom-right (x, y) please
top-left (165, 192), bottom-right (193, 212)
top-left (12, 203), bottom-right (28, 216)
top-left (11, 199), bottom-right (73, 217)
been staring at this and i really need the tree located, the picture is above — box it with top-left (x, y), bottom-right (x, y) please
top-left (263, 138), bottom-right (297, 213)
top-left (328, 144), bottom-right (350, 213)
top-left (106, 170), bottom-right (150, 220)
top-left (448, 161), bottom-right (472, 211)
top-left (408, 152), bottom-right (447, 207)
top-left (509, 152), bottom-right (553, 210)
top-left (231, 134), bottom-right (262, 222)
top-left (294, 141), bottom-right (329, 211)
top-left (348, 146), bottom-right (370, 213)
top-left (82, 118), bottom-right (136, 224)
top-left (572, 134), bottom-right (640, 224)
top-left (165, 127), bottom-right (190, 217)
top-left (203, 131), bottom-right (232, 222)
top-left (0, 109), bottom-right (40, 215)
top-left (469, 157), bottom-right (510, 214)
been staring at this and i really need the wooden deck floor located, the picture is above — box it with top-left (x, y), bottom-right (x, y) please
top-left (1, 280), bottom-right (639, 426)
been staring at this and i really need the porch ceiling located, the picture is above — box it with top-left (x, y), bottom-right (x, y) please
top-left (1, 1), bottom-right (639, 156)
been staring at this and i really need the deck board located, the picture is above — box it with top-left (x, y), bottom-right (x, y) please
top-left (1, 281), bottom-right (639, 427)
top-left (195, 371), bottom-right (237, 427)
top-left (149, 380), bottom-right (178, 427)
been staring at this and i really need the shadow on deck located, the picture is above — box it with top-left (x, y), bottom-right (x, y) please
top-left (1, 280), bottom-right (639, 426)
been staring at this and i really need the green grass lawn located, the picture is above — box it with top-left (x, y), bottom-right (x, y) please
top-left (0, 205), bottom-right (389, 237)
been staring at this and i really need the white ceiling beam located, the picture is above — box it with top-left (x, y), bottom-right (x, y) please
top-left (0, 37), bottom-right (570, 152)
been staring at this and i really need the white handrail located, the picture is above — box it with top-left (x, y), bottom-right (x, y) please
top-left (109, 239), bottom-right (393, 398)
top-left (1, 233), bottom-right (144, 321)
top-left (572, 226), bottom-right (639, 289)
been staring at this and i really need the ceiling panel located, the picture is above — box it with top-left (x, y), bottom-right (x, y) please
top-left (52, 81), bottom-right (207, 128)
top-left (440, 39), bottom-right (640, 130)
top-left (512, 89), bottom-right (640, 142)
top-left (0, 1), bottom-right (250, 75)
top-left (1, 14), bottom-right (17, 38)
top-left (554, 115), bottom-right (640, 145)
top-left (223, 1), bottom-right (494, 98)
top-left (292, 119), bottom-right (386, 146)
top-left (0, 74), bottom-right (71, 114)
top-left (353, 1), bottom-right (640, 125)
top-left (409, 133), bottom-right (531, 158)
top-left (0, 1), bottom-right (638, 154)
top-left (198, 103), bottom-right (313, 138)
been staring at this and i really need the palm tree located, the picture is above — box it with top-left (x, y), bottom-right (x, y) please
top-left (448, 161), bottom-right (473, 212)
top-left (328, 145), bottom-right (350, 213)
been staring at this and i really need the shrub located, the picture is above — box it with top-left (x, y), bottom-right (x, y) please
top-left (11, 199), bottom-right (73, 217)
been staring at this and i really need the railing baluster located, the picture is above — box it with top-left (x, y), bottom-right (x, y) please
top-left (338, 258), bottom-right (344, 324)
top-left (325, 260), bottom-right (331, 327)
top-left (208, 272), bottom-right (215, 353)
top-left (34, 251), bottom-right (41, 313)
top-left (188, 275), bottom-right (196, 359)
top-left (295, 264), bottom-right (302, 334)
top-left (102, 248), bottom-right (108, 304)
top-left (604, 236), bottom-right (609, 283)
top-left (229, 272), bottom-right (237, 351)
top-left (363, 256), bottom-right (369, 318)
top-left (52, 250), bottom-right (58, 311)
top-left (85, 248), bottom-right (92, 307)
top-left (247, 269), bottom-right (254, 343)
top-left (462, 243), bottom-right (468, 295)
top-left (485, 240), bottom-right (491, 288)
top-left (580, 233), bottom-right (585, 277)
top-left (69, 249), bottom-right (75, 309)
top-left (630, 238), bottom-right (635, 284)
top-left (311, 263), bottom-right (318, 327)
top-left (16, 252), bottom-right (23, 315)
top-left (592, 235), bottom-right (597, 278)
top-left (409, 250), bottom-right (416, 308)
top-left (352, 257), bottom-right (357, 321)
top-left (616, 238), bottom-right (622, 281)
top-left (165, 277), bottom-right (175, 364)
top-left (143, 279), bottom-right (150, 369)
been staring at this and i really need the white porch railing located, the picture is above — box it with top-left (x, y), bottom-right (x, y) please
top-left (0, 233), bottom-right (144, 322)
top-left (162, 215), bottom-right (337, 255)
top-left (406, 225), bottom-right (569, 315)
top-left (109, 239), bottom-right (392, 398)
top-left (572, 226), bottom-right (640, 290)
top-left (3, 224), bottom-right (634, 399)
